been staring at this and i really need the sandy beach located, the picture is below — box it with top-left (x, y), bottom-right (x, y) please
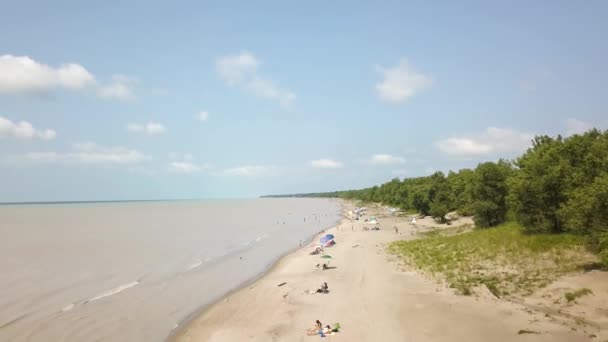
top-left (174, 201), bottom-right (600, 342)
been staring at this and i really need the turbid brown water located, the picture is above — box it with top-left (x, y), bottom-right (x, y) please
top-left (0, 198), bottom-right (340, 342)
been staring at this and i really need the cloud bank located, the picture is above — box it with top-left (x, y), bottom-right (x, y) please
top-left (436, 127), bottom-right (534, 157)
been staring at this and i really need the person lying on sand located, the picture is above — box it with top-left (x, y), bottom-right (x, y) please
top-left (324, 325), bottom-right (339, 334)
top-left (316, 282), bottom-right (329, 293)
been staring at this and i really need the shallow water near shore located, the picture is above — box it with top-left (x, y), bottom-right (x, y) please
top-left (0, 198), bottom-right (341, 342)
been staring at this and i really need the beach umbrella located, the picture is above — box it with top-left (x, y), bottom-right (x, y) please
top-left (320, 234), bottom-right (334, 244)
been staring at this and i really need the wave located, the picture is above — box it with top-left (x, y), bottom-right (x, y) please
top-left (61, 280), bottom-right (140, 312)
top-left (87, 281), bottom-right (139, 303)
top-left (61, 303), bottom-right (76, 312)
top-left (187, 260), bottom-right (203, 270)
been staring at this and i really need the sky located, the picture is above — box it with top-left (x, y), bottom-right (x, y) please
top-left (1, 0), bottom-right (607, 202)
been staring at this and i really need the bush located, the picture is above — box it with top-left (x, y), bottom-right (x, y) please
top-left (565, 288), bottom-right (593, 303)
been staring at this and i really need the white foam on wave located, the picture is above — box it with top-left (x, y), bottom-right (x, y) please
top-left (187, 260), bottom-right (203, 270)
top-left (61, 303), bottom-right (75, 312)
top-left (88, 281), bottom-right (140, 303)
top-left (61, 280), bottom-right (140, 313)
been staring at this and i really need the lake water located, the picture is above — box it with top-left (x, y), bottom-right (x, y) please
top-left (0, 198), bottom-right (341, 341)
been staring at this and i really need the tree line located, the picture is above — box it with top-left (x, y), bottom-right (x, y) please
top-left (293, 129), bottom-right (608, 263)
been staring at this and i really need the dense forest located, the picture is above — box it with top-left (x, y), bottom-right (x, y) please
top-left (268, 129), bottom-right (608, 264)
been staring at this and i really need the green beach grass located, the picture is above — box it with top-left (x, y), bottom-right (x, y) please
top-left (388, 222), bottom-right (598, 297)
top-left (564, 288), bottom-right (593, 303)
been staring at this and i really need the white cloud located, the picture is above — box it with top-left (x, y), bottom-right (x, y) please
top-left (565, 118), bottom-right (593, 136)
top-left (167, 153), bottom-right (211, 174)
top-left (216, 52), bottom-right (259, 85)
top-left (0, 116), bottom-right (56, 140)
top-left (0, 55), bottom-right (138, 102)
top-left (436, 127), bottom-right (534, 157)
top-left (436, 138), bottom-right (492, 156)
top-left (169, 162), bottom-right (201, 174)
top-left (368, 154), bottom-right (405, 165)
top-left (223, 165), bottom-right (277, 177)
top-left (23, 142), bottom-right (146, 164)
top-left (168, 152), bottom-right (194, 161)
top-left (216, 51), bottom-right (296, 107)
top-left (0, 55), bottom-right (96, 94)
top-left (127, 122), bottom-right (166, 135)
top-left (197, 111), bottom-right (209, 122)
top-left (98, 74), bottom-right (136, 101)
top-left (375, 58), bottom-right (432, 103)
top-left (310, 159), bottom-right (343, 169)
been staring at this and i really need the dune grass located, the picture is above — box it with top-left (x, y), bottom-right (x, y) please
top-left (518, 329), bottom-right (540, 335)
top-left (388, 222), bottom-right (597, 297)
top-left (565, 288), bottom-right (593, 303)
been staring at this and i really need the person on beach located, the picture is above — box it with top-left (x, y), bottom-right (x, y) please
top-left (394, 226), bottom-right (398, 234)
top-left (306, 320), bottom-right (323, 335)
top-left (316, 282), bottom-right (329, 293)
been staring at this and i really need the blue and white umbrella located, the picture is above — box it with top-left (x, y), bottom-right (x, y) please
top-left (320, 234), bottom-right (335, 244)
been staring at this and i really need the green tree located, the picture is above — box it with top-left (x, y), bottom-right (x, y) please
top-left (448, 169), bottom-right (476, 216)
top-left (411, 188), bottom-right (430, 216)
top-left (428, 172), bottom-right (452, 222)
top-left (472, 160), bottom-right (512, 228)
top-left (508, 136), bottom-right (568, 233)
top-left (559, 174), bottom-right (608, 236)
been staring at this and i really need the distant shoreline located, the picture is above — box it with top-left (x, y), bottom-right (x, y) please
top-left (0, 198), bottom-right (242, 206)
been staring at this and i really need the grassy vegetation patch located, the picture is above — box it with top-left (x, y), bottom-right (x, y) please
top-left (565, 288), bottom-right (593, 303)
top-left (388, 222), bottom-right (597, 296)
top-left (417, 225), bottom-right (473, 238)
top-left (517, 329), bottom-right (540, 335)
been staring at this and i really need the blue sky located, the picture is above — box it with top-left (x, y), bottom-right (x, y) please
top-left (1, 0), bottom-right (607, 201)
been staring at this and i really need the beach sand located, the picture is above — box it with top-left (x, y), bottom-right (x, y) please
top-left (173, 202), bottom-right (593, 342)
